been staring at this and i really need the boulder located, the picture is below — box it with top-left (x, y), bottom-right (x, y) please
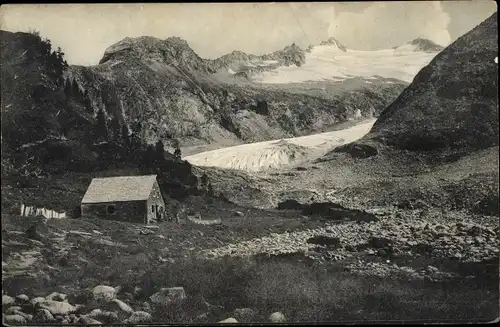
top-left (218, 317), bottom-right (238, 323)
top-left (68, 313), bottom-right (77, 322)
top-left (30, 297), bottom-right (46, 306)
top-left (269, 312), bottom-right (286, 323)
top-left (37, 300), bottom-right (76, 315)
top-left (149, 287), bottom-right (186, 308)
top-left (46, 292), bottom-right (67, 302)
top-left (2, 294), bottom-right (15, 306)
top-left (77, 315), bottom-right (102, 325)
top-left (141, 301), bottom-right (151, 312)
top-left (21, 313), bottom-right (33, 322)
top-left (15, 294), bottom-right (29, 303)
top-left (88, 309), bottom-right (119, 324)
top-left (104, 298), bottom-right (134, 314)
top-left (369, 237), bottom-right (392, 249)
top-left (5, 306), bottom-right (22, 315)
top-left (87, 309), bottom-right (103, 319)
top-left (4, 314), bottom-right (27, 325)
top-left (33, 308), bottom-right (55, 323)
top-left (234, 211), bottom-right (245, 217)
top-left (334, 142), bottom-right (378, 159)
top-left (233, 308), bottom-right (256, 322)
top-left (92, 285), bottom-right (117, 302)
top-left (123, 311), bottom-right (152, 324)
top-left (99, 311), bottom-right (119, 324)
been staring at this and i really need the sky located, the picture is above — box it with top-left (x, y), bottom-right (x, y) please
top-left (0, 1), bottom-right (497, 66)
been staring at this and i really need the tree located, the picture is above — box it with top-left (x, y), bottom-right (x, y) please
top-left (174, 147), bottom-right (182, 160)
top-left (122, 125), bottom-right (130, 149)
top-left (130, 120), bottom-right (142, 150)
top-left (110, 117), bottom-right (121, 142)
top-left (155, 140), bottom-right (165, 163)
top-left (207, 182), bottom-right (214, 196)
top-left (200, 173), bottom-right (209, 191)
top-left (96, 108), bottom-right (108, 140)
top-left (64, 79), bottom-right (72, 97)
top-left (84, 95), bottom-right (93, 113)
top-left (72, 79), bottom-right (80, 98)
top-left (144, 145), bottom-right (156, 167)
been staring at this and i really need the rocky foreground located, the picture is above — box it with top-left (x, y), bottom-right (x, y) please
top-left (2, 285), bottom-right (286, 325)
top-left (200, 208), bottom-right (498, 281)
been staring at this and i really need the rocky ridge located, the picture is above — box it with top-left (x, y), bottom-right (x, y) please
top-left (366, 12), bottom-right (498, 153)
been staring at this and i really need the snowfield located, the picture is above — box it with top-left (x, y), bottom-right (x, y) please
top-left (253, 43), bottom-right (438, 84)
top-left (183, 120), bottom-right (376, 172)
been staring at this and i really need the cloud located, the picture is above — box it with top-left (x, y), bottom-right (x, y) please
top-left (329, 1), bottom-right (452, 49)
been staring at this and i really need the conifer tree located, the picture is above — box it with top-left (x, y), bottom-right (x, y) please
top-left (155, 140), bottom-right (165, 163)
top-left (174, 148), bottom-right (182, 160)
top-left (96, 108), bottom-right (108, 140)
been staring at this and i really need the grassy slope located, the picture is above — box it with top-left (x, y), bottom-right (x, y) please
top-left (2, 212), bottom-right (498, 323)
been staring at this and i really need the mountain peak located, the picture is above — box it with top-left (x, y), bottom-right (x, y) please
top-left (319, 37), bottom-right (347, 51)
top-left (98, 35), bottom-right (208, 71)
top-left (394, 38), bottom-right (445, 52)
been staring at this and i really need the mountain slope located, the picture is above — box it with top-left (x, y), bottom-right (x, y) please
top-left (69, 36), bottom-right (407, 153)
top-left (1, 31), bottom-right (200, 214)
top-left (364, 12), bottom-right (498, 152)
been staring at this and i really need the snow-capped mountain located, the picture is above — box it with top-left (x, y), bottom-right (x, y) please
top-left (250, 37), bottom-right (443, 84)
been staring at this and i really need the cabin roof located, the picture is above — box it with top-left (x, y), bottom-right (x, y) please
top-left (81, 175), bottom-right (158, 204)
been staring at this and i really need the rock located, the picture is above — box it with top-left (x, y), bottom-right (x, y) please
top-left (37, 300), bottom-right (76, 315)
top-left (4, 314), bottom-right (27, 325)
top-left (369, 237), bottom-right (392, 249)
top-left (92, 285), bottom-right (117, 302)
top-left (77, 315), bottom-right (102, 325)
top-left (123, 311), bottom-right (152, 324)
top-left (100, 311), bottom-right (119, 324)
top-left (141, 301), bottom-right (151, 312)
top-left (23, 313), bottom-right (33, 322)
top-left (88, 309), bottom-right (119, 324)
top-left (6, 306), bottom-right (22, 314)
top-left (30, 297), bottom-right (46, 305)
top-left (233, 308), bottom-right (256, 322)
top-left (269, 312), bottom-right (286, 323)
top-left (149, 287), bottom-right (186, 308)
top-left (234, 211), bottom-right (245, 217)
top-left (334, 142), bottom-right (378, 159)
top-left (218, 317), bottom-right (238, 323)
top-left (15, 294), bottom-right (29, 303)
top-left (46, 292), bottom-right (67, 302)
top-left (33, 308), bottom-right (55, 323)
top-left (2, 294), bottom-right (15, 306)
top-left (306, 235), bottom-right (341, 248)
top-left (194, 312), bottom-right (211, 323)
top-left (68, 314), bottom-right (77, 322)
top-left (87, 309), bottom-right (103, 319)
top-left (105, 298), bottom-right (134, 314)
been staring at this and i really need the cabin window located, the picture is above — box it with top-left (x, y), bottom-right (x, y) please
top-left (107, 205), bottom-right (116, 214)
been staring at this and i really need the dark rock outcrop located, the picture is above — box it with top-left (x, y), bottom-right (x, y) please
top-left (368, 12), bottom-right (498, 152)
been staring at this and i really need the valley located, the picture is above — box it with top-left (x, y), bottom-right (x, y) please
top-left (1, 4), bottom-right (498, 326)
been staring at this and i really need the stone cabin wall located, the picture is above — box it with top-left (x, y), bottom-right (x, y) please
top-left (81, 200), bottom-right (147, 224)
top-left (146, 180), bottom-right (166, 224)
